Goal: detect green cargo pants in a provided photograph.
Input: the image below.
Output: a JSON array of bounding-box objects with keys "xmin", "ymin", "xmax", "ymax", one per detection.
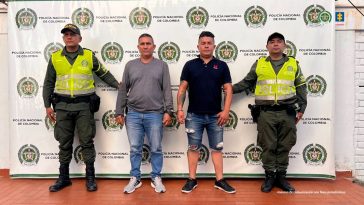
[
  {"xmin": 257, "ymin": 109, "xmax": 297, "ymax": 172},
  {"xmin": 54, "ymin": 109, "xmax": 96, "ymax": 164}
]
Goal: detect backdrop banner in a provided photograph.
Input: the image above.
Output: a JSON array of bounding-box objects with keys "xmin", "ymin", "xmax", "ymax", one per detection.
[{"xmin": 8, "ymin": 0, "xmax": 335, "ymax": 179}]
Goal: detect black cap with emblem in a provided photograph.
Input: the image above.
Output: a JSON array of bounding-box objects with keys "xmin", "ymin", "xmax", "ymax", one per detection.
[
  {"xmin": 61, "ymin": 23, "xmax": 81, "ymax": 35},
  {"xmin": 267, "ymin": 32, "xmax": 285, "ymax": 44}
]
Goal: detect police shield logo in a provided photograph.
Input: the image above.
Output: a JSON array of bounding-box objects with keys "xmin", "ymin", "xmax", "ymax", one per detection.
[
  {"xmin": 74, "ymin": 145, "xmax": 85, "ymax": 165},
  {"xmin": 186, "ymin": 6, "xmax": 209, "ymax": 29},
  {"xmin": 244, "ymin": 6, "xmax": 267, "ymax": 28},
  {"xmin": 198, "ymin": 144, "xmax": 210, "ymax": 165},
  {"xmin": 101, "ymin": 42, "xmax": 124, "ymax": 64},
  {"xmin": 81, "ymin": 60, "xmax": 88, "ymax": 67},
  {"xmin": 304, "ymin": 4, "xmax": 331, "ymax": 27},
  {"xmin": 18, "ymin": 144, "xmax": 40, "ymax": 166},
  {"xmin": 44, "ymin": 42, "xmax": 63, "ymax": 62},
  {"xmin": 45, "ymin": 115, "xmax": 56, "ymax": 131},
  {"xmin": 244, "ymin": 144, "xmax": 263, "ymax": 165},
  {"xmin": 72, "ymin": 8, "xmax": 94, "ymax": 29},
  {"xmin": 129, "ymin": 7, "xmax": 152, "ymax": 29},
  {"xmin": 15, "ymin": 8, "xmax": 37, "ymax": 30},
  {"xmin": 142, "ymin": 144, "xmax": 151, "ymax": 165},
  {"xmin": 158, "ymin": 42, "xmax": 181, "ymax": 64},
  {"xmin": 303, "ymin": 143, "xmax": 327, "ymax": 166},
  {"xmin": 284, "ymin": 40, "xmax": 297, "ymax": 57},
  {"xmin": 17, "ymin": 77, "xmax": 39, "ymax": 98},
  {"xmin": 306, "ymin": 75, "xmax": 327, "ymax": 96},
  {"xmin": 215, "ymin": 41, "xmax": 238, "ymax": 63},
  {"xmin": 224, "ymin": 110, "xmax": 238, "ymax": 131},
  {"xmin": 319, "ymin": 11, "xmax": 332, "ymax": 23},
  {"xmin": 102, "ymin": 110, "xmax": 122, "ymax": 131}
]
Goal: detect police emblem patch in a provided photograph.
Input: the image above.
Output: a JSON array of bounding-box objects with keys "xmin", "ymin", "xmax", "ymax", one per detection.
[
  {"xmin": 244, "ymin": 144, "xmax": 263, "ymax": 165},
  {"xmin": 186, "ymin": 6, "xmax": 209, "ymax": 29},
  {"xmin": 303, "ymin": 143, "xmax": 327, "ymax": 166},
  {"xmin": 244, "ymin": 5, "xmax": 267, "ymax": 28},
  {"xmin": 319, "ymin": 11, "xmax": 332, "ymax": 23},
  {"xmin": 215, "ymin": 41, "xmax": 238, "ymax": 63},
  {"xmin": 129, "ymin": 7, "xmax": 152, "ymax": 29},
  {"xmin": 18, "ymin": 144, "xmax": 40, "ymax": 166},
  {"xmin": 17, "ymin": 77, "xmax": 39, "ymax": 98},
  {"xmin": 158, "ymin": 42, "xmax": 181, "ymax": 64},
  {"xmin": 72, "ymin": 8, "xmax": 94, "ymax": 29},
  {"xmin": 101, "ymin": 42, "xmax": 124, "ymax": 64},
  {"xmin": 306, "ymin": 75, "xmax": 327, "ymax": 96},
  {"xmin": 15, "ymin": 8, "xmax": 37, "ymax": 30}
]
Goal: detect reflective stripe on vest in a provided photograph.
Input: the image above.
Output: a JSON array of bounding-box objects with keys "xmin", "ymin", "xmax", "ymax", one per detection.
[
  {"xmin": 254, "ymin": 57, "xmax": 297, "ymax": 103},
  {"xmin": 52, "ymin": 49, "xmax": 95, "ymax": 97}
]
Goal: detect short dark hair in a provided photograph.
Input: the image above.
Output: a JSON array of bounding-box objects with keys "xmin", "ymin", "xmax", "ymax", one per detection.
[
  {"xmin": 199, "ymin": 31, "xmax": 215, "ymax": 40},
  {"xmin": 267, "ymin": 32, "xmax": 285, "ymax": 44},
  {"xmin": 138, "ymin": 33, "xmax": 154, "ymax": 43}
]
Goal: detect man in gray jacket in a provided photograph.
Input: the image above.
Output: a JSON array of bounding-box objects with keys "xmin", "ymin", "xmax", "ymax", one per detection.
[{"xmin": 115, "ymin": 33, "xmax": 173, "ymax": 194}]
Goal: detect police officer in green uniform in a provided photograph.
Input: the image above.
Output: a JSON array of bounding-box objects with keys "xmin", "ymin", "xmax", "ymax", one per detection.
[
  {"xmin": 43, "ymin": 24, "xmax": 119, "ymax": 192},
  {"xmin": 233, "ymin": 33, "xmax": 307, "ymax": 193}
]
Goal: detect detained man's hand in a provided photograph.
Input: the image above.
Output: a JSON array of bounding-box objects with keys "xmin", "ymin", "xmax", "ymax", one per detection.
[
  {"xmin": 163, "ymin": 113, "xmax": 172, "ymax": 126},
  {"xmin": 217, "ymin": 110, "xmax": 229, "ymax": 126},
  {"xmin": 115, "ymin": 115, "xmax": 125, "ymax": 126}
]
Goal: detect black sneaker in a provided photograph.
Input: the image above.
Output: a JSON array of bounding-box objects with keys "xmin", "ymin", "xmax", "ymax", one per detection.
[
  {"xmin": 181, "ymin": 178, "xmax": 198, "ymax": 193},
  {"xmin": 214, "ymin": 179, "xmax": 236, "ymax": 194}
]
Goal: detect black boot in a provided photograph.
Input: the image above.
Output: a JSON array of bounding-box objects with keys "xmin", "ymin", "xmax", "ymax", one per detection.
[
  {"xmin": 49, "ymin": 163, "xmax": 72, "ymax": 192},
  {"xmin": 261, "ymin": 171, "xmax": 276, "ymax": 193},
  {"xmin": 275, "ymin": 171, "xmax": 295, "ymax": 192},
  {"xmin": 85, "ymin": 162, "xmax": 97, "ymax": 192}
]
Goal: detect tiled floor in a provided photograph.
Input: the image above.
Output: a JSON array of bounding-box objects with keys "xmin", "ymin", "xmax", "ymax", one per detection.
[{"xmin": 0, "ymin": 170, "xmax": 363, "ymax": 205}]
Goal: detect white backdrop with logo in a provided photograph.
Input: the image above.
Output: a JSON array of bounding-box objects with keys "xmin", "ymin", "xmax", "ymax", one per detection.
[{"xmin": 8, "ymin": 0, "xmax": 335, "ymax": 179}]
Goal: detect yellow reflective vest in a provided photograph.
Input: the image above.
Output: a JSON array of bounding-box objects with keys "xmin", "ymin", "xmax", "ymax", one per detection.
[
  {"xmin": 254, "ymin": 57, "xmax": 297, "ymax": 103},
  {"xmin": 52, "ymin": 49, "xmax": 95, "ymax": 97}
]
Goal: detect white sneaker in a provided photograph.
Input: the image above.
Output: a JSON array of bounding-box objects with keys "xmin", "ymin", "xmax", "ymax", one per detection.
[
  {"xmin": 123, "ymin": 177, "xmax": 142, "ymax": 194},
  {"xmin": 151, "ymin": 176, "xmax": 166, "ymax": 193}
]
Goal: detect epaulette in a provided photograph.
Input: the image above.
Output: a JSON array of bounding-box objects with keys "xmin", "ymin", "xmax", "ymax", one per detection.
[
  {"xmin": 287, "ymin": 56, "xmax": 299, "ymax": 64},
  {"xmin": 83, "ymin": 48, "xmax": 93, "ymax": 52},
  {"xmin": 83, "ymin": 48, "xmax": 96, "ymax": 55}
]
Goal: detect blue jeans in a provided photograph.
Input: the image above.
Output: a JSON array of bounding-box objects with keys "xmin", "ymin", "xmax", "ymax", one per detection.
[
  {"xmin": 185, "ymin": 112, "xmax": 224, "ymax": 151},
  {"xmin": 125, "ymin": 109, "xmax": 164, "ymax": 179}
]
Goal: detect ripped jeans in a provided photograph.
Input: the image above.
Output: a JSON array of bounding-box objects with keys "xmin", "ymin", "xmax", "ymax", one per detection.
[{"xmin": 185, "ymin": 112, "xmax": 224, "ymax": 151}]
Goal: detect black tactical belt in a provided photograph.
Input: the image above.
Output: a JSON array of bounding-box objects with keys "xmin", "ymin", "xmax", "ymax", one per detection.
[
  {"xmin": 260, "ymin": 105, "xmax": 288, "ymax": 111},
  {"xmin": 56, "ymin": 95, "xmax": 91, "ymax": 103}
]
